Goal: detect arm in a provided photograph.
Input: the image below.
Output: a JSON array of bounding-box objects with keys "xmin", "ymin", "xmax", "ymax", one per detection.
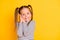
[
  {"xmin": 17, "ymin": 22, "xmax": 30, "ymax": 40},
  {"xmin": 22, "ymin": 21, "xmax": 35, "ymax": 40},
  {"xmin": 26, "ymin": 21, "xmax": 35, "ymax": 39},
  {"xmin": 17, "ymin": 22, "xmax": 23, "ymax": 37}
]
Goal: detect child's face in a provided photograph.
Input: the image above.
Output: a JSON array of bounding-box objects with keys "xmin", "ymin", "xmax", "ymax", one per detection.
[{"xmin": 20, "ymin": 8, "xmax": 31, "ymax": 22}]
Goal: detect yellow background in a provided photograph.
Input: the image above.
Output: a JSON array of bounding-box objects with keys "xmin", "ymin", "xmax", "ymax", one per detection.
[{"xmin": 0, "ymin": 0, "xmax": 60, "ymax": 40}]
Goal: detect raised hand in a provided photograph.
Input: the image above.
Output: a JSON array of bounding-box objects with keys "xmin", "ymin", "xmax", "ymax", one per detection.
[{"xmin": 20, "ymin": 15, "xmax": 25, "ymax": 23}]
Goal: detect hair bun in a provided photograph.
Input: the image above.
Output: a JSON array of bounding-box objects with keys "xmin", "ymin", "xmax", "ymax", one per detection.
[
  {"xmin": 28, "ymin": 5, "xmax": 32, "ymax": 10},
  {"xmin": 15, "ymin": 7, "xmax": 19, "ymax": 14},
  {"xmin": 28, "ymin": 5, "xmax": 31, "ymax": 7}
]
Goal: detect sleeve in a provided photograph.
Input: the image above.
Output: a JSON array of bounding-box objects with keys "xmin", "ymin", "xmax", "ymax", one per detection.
[
  {"xmin": 17, "ymin": 22, "xmax": 23, "ymax": 37},
  {"xmin": 22, "ymin": 21, "xmax": 35, "ymax": 40},
  {"xmin": 17, "ymin": 22, "xmax": 28, "ymax": 40},
  {"xmin": 26, "ymin": 21, "xmax": 35, "ymax": 39}
]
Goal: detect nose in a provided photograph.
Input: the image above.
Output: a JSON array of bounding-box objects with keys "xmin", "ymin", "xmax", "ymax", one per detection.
[
  {"xmin": 25, "ymin": 14, "xmax": 28, "ymax": 18},
  {"xmin": 25, "ymin": 16, "xmax": 27, "ymax": 19}
]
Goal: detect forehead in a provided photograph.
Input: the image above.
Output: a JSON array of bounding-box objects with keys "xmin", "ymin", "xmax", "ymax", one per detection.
[{"xmin": 20, "ymin": 8, "xmax": 30, "ymax": 13}]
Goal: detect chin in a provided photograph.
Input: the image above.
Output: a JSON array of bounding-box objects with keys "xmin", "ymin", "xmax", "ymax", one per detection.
[{"xmin": 25, "ymin": 20, "xmax": 30, "ymax": 23}]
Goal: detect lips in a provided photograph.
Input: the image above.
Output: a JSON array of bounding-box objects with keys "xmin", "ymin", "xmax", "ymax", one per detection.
[{"xmin": 25, "ymin": 18, "xmax": 28, "ymax": 22}]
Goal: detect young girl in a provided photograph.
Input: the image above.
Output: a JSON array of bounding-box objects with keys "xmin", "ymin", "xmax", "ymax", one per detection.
[{"xmin": 15, "ymin": 5, "xmax": 35, "ymax": 40}]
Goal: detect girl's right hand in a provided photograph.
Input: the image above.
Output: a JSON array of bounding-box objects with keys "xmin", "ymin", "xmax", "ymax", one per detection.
[{"xmin": 20, "ymin": 15, "xmax": 25, "ymax": 23}]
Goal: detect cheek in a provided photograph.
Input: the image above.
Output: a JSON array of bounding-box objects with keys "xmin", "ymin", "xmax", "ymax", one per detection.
[
  {"xmin": 21, "ymin": 15, "xmax": 26, "ymax": 19},
  {"xmin": 27, "ymin": 14, "xmax": 31, "ymax": 19}
]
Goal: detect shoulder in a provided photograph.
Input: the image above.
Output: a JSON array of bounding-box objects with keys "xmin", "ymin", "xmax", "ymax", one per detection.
[
  {"xmin": 28, "ymin": 20, "xmax": 36, "ymax": 29},
  {"xmin": 30, "ymin": 20, "xmax": 35, "ymax": 24},
  {"xmin": 29, "ymin": 20, "xmax": 35, "ymax": 26}
]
